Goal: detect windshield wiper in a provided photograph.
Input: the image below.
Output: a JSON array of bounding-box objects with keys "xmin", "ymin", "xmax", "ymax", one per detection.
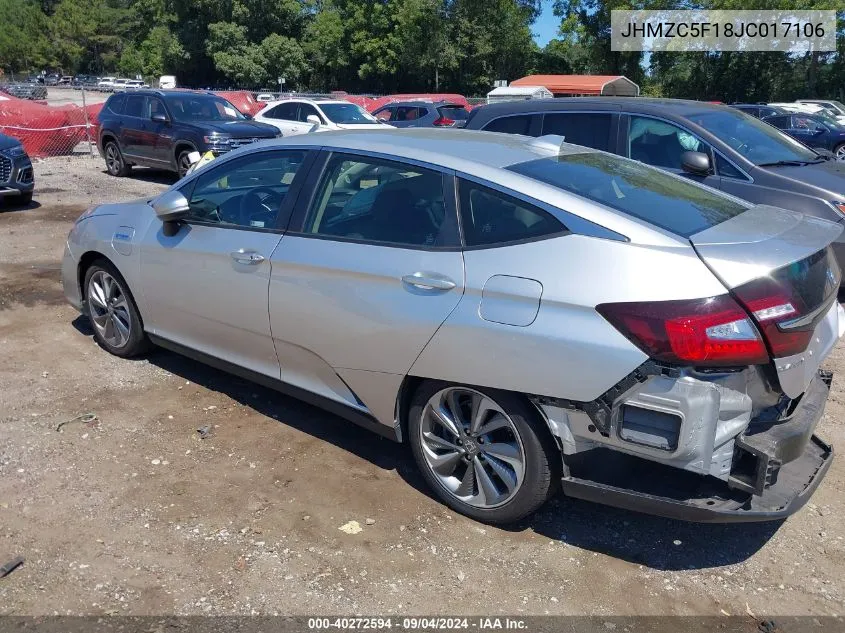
[{"xmin": 757, "ymin": 160, "xmax": 813, "ymax": 167}]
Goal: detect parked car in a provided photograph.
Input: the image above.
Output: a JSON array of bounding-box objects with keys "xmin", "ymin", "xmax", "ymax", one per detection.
[
  {"xmin": 97, "ymin": 89, "xmax": 280, "ymax": 178},
  {"xmin": 371, "ymin": 100, "xmax": 471, "ymax": 128},
  {"xmin": 254, "ymin": 98, "xmax": 387, "ymax": 135},
  {"xmin": 125, "ymin": 79, "xmax": 149, "ymax": 91},
  {"xmin": 769, "ymin": 102, "xmax": 845, "ymax": 126},
  {"xmin": 0, "ymin": 132, "xmax": 35, "ymax": 206},
  {"xmin": 797, "ymin": 99, "xmax": 845, "ymax": 118},
  {"xmin": 158, "ymin": 75, "xmax": 177, "ymax": 90},
  {"xmin": 255, "ymin": 93, "xmax": 276, "ymax": 103},
  {"xmin": 63, "ymin": 129, "xmax": 842, "ymax": 524},
  {"xmin": 59, "ymin": 75, "xmax": 74, "ymax": 85},
  {"xmin": 730, "ymin": 103, "xmax": 787, "ymax": 119},
  {"xmin": 97, "ymin": 77, "xmax": 116, "ymax": 91},
  {"xmin": 43, "ymin": 74, "xmax": 60, "ymax": 86},
  {"xmin": 112, "ymin": 79, "xmax": 130, "ymax": 92},
  {"xmin": 0, "ymin": 83, "xmax": 47, "ymax": 100},
  {"xmin": 465, "ymin": 98, "xmax": 845, "ymax": 268},
  {"xmin": 762, "ymin": 112, "xmax": 845, "ymax": 159}
]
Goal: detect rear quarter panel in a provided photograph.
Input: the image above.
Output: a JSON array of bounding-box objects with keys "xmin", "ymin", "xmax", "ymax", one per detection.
[{"xmin": 410, "ymin": 234, "xmax": 728, "ymax": 402}]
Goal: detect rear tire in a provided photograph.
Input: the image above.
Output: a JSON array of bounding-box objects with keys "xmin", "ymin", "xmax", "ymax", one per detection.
[
  {"xmin": 103, "ymin": 140, "xmax": 131, "ymax": 177},
  {"xmin": 408, "ymin": 380, "xmax": 558, "ymax": 524},
  {"xmin": 83, "ymin": 259, "xmax": 149, "ymax": 357}
]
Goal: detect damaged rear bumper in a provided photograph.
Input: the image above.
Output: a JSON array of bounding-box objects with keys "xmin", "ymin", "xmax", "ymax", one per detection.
[{"xmin": 559, "ymin": 371, "xmax": 834, "ymax": 522}]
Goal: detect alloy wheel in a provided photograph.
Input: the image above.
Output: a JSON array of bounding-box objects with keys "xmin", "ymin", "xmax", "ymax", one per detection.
[
  {"xmin": 836, "ymin": 145, "xmax": 845, "ymax": 160},
  {"xmin": 105, "ymin": 144, "xmax": 122, "ymax": 175},
  {"xmin": 88, "ymin": 270, "xmax": 132, "ymax": 349},
  {"xmin": 418, "ymin": 387, "xmax": 526, "ymax": 509},
  {"xmin": 178, "ymin": 152, "xmax": 193, "ymax": 177}
]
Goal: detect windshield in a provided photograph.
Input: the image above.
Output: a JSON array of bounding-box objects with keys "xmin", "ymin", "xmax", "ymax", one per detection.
[
  {"xmin": 167, "ymin": 95, "xmax": 245, "ymax": 122},
  {"xmin": 319, "ymin": 103, "xmax": 379, "ymax": 124},
  {"xmin": 688, "ymin": 109, "xmax": 819, "ymax": 165},
  {"xmin": 508, "ymin": 152, "xmax": 748, "ymax": 238}
]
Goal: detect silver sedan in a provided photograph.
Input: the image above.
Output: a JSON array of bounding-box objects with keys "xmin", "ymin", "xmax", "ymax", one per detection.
[{"xmin": 63, "ymin": 129, "xmax": 843, "ymax": 524}]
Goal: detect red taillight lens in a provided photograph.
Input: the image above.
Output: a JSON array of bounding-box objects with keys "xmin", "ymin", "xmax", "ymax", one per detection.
[
  {"xmin": 597, "ymin": 295, "xmax": 769, "ymax": 366},
  {"xmin": 433, "ymin": 116, "xmax": 455, "ymax": 127},
  {"xmin": 732, "ymin": 278, "xmax": 812, "ymax": 357}
]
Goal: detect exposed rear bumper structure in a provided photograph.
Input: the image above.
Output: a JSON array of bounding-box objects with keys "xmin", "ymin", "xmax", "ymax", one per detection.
[{"xmin": 559, "ymin": 371, "xmax": 834, "ymax": 522}]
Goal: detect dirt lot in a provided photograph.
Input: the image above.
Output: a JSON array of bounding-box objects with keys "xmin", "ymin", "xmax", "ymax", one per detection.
[{"xmin": 1, "ymin": 157, "xmax": 844, "ymax": 618}]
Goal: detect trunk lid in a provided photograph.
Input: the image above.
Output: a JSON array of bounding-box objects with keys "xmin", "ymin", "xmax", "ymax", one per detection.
[{"xmin": 690, "ymin": 205, "xmax": 844, "ymax": 398}]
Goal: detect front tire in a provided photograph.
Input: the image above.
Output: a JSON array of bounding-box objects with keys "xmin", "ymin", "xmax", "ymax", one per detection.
[
  {"xmin": 408, "ymin": 381, "xmax": 558, "ymax": 524},
  {"xmin": 835, "ymin": 143, "xmax": 845, "ymax": 161},
  {"xmin": 176, "ymin": 149, "xmax": 195, "ymax": 178},
  {"xmin": 83, "ymin": 260, "xmax": 149, "ymax": 357}
]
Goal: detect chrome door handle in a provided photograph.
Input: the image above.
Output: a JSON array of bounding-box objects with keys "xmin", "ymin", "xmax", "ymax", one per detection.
[
  {"xmin": 230, "ymin": 250, "xmax": 265, "ymax": 265},
  {"xmin": 401, "ymin": 273, "xmax": 456, "ymax": 291}
]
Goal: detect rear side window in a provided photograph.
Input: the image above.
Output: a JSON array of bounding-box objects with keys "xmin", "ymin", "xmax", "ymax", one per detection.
[
  {"xmin": 541, "ymin": 113, "xmax": 613, "ymax": 151},
  {"xmin": 458, "ymin": 180, "xmax": 566, "ymax": 247},
  {"xmin": 106, "ymin": 94, "xmax": 125, "ymax": 114},
  {"xmin": 265, "ymin": 103, "xmax": 297, "ymax": 120},
  {"xmin": 508, "ymin": 153, "xmax": 747, "ymax": 238},
  {"xmin": 483, "ymin": 115, "xmax": 533, "ymax": 136},
  {"xmin": 764, "ymin": 115, "xmax": 790, "ymax": 129}
]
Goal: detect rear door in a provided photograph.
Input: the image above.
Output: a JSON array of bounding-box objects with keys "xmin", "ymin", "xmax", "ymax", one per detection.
[
  {"xmin": 121, "ymin": 94, "xmax": 148, "ymax": 160},
  {"xmin": 690, "ymin": 206, "xmax": 844, "ymax": 398},
  {"xmin": 268, "ymin": 151, "xmax": 464, "ymax": 406}
]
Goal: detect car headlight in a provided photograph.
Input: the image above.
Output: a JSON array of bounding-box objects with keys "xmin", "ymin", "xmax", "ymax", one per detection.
[
  {"xmin": 203, "ymin": 135, "xmax": 231, "ymax": 146},
  {"xmin": 1, "ymin": 144, "xmax": 27, "ymax": 158}
]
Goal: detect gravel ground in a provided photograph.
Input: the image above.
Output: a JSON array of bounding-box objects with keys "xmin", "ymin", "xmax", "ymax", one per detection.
[{"xmin": 0, "ymin": 157, "xmax": 844, "ymax": 619}]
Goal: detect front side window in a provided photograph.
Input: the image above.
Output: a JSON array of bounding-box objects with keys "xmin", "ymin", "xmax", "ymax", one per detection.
[
  {"xmin": 183, "ymin": 150, "xmax": 306, "ymax": 229},
  {"xmin": 265, "ymin": 103, "xmax": 297, "ymax": 121},
  {"xmin": 483, "ymin": 115, "xmax": 533, "ymax": 136},
  {"xmin": 167, "ymin": 95, "xmax": 245, "ymax": 122},
  {"xmin": 794, "ymin": 116, "xmax": 826, "ymax": 133},
  {"xmin": 687, "ymin": 109, "xmax": 820, "ymax": 164},
  {"xmin": 304, "ymin": 155, "xmax": 450, "ymax": 248},
  {"xmin": 298, "ymin": 103, "xmax": 322, "ymax": 123},
  {"xmin": 542, "ymin": 112, "xmax": 613, "ymax": 151},
  {"xmin": 148, "ymin": 98, "xmax": 167, "ymax": 119},
  {"xmin": 459, "ymin": 181, "xmax": 566, "ymax": 247},
  {"xmin": 508, "ymin": 152, "xmax": 748, "ymax": 238},
  {"xmin": 627, "ymin": 116, "xmax": 711, "ymax": 170},
  {"xmin": 320, "ymin": 103, "xmax": 379, "ymax": 124}
]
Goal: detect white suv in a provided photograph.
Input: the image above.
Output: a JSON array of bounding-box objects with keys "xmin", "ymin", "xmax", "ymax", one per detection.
[{"xmin": 253, "ymin": 98, "xmax": 390, "ymax": 136}]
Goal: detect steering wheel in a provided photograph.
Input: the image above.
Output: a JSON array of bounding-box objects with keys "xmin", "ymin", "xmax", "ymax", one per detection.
[{"xmin": 239, "ymin": 186, "xmax": 283, "ymax": 227}]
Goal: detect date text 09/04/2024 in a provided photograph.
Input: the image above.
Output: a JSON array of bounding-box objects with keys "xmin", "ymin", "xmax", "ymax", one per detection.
[{"xmin": 307, "ymin": 617, "xmax": 528, "ymax": 630}]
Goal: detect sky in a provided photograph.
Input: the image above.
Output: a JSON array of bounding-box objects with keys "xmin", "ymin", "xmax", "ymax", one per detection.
[{"xmin": 533, "ymin": 2, "xmax": 560, "ymax": 47}]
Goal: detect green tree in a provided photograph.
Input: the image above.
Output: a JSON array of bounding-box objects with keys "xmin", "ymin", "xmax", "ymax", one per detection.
[{"xmin": 0, "ymin": 0, "xmax": 52, "ymax": 73}]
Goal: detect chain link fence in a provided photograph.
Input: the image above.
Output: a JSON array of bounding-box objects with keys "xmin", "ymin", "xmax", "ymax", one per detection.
[{"xmin": 0, "ymin": 73, "xmax": 488, "ymax": 159}]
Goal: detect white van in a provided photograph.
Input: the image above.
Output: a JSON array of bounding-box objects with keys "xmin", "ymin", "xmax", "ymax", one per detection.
[
  {"xmin": 486, "ymin": 85, "xmax": 553, "ymax": 104},
  {"xmin": 158, "ymin": 75, "xmax": 177, "ymax": 90}
]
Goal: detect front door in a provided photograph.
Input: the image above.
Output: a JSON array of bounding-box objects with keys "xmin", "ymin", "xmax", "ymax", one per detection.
[
  {"xmin": 139, "ymin": 148, "xmax": 312, "ymax": 377},
  {"xmin": 268, "ymin": 152, "xmax": 465, "ymax": 405}
]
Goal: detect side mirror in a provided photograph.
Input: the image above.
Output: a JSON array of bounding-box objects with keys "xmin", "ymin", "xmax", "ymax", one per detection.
[
  {"xmin": 306, "ymin": 114, "xmax": 321, "ymax": 126},
  {"xmin": 151, "ymin": 112, "xmax": 169, "ymax": 123},
  {"xmin": 681, "ymin": 151, "xmax": 711, "ymax": 176},
  {"xmin": 152, "ymin": 190, "xmax": 190, "ymax": 222}
]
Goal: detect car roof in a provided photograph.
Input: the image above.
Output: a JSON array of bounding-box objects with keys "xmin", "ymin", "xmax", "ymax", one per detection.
[
  {"xmin": 375, "ymin": 101, "xmax": 457, "ymax": 109},
  {"xmin": 263, "ymin": 98, "xmax": 350, "ymax": 107},
  {"xmin": 248, "ymin": 128, "xmax": 590, "ymax": 172},
  {"xmin": 470, "ymin": 96, "xmax": 732, "ymax": 118}
]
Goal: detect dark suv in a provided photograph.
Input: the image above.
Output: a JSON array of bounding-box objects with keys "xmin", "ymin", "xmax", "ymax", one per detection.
[
  {"xmin": 465, "ymin": 97, "xmax": 845, "ymax": 266},
  {"xmin": 0, "ymin": 133, "xmax": 35, "ymax": 206},
  {"xmin": 98, "ymin": 90, "xmax": 280, "ymax": 177}
]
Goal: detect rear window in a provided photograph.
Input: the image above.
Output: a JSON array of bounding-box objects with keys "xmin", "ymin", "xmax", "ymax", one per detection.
[
  {"xmin": 106, "ymin": 94, "xmax": 125, "ymax": 114},
  {"xmin": 508, "ymin": 153, "xmax": 747, "ymax": 237},
  {"xmin": 438, "ymin": 105, "xmax": 469, "ymax": 121}
]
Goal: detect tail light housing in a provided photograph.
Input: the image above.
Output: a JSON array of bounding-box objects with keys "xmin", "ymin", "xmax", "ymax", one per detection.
[
  {"xmin": 597, "ymin": 295, "xmax": 769, "ymax": 366},
  {"xmin": 433, "ymin": 116, "xmax": 455, "ymax": 127}
]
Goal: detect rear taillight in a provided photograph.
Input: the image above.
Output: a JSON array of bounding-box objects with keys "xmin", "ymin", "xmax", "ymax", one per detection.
[
  {"xmin": 732, "ymin": 278, "xmax": 812, "ymax": 357},
  {"xmin": 597, "ymin": 295, "xmax": 769, "ymax": 366},
  {"xmin": 433, "ymin": 116, "xmax": 455, "ymax": 127}
]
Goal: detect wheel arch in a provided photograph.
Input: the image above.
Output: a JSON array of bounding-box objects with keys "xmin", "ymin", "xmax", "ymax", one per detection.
[{"xmin": 77, "ymin": 250, "xmax": 147, "ymax": 330}]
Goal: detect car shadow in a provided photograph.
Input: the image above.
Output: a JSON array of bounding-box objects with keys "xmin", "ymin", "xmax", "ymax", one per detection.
[
  {"xmin": 99, "ymin": 168, "xmax": 179, "ymax": 186},
  {"xmin": 0, "ymin": 198, "xmax": 41, "ymax": 212},
  {"xmin": 71, "ymin": 315, "xmax": 782, "ymax": 570}
]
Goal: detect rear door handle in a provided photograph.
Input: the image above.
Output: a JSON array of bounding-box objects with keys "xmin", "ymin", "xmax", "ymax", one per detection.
[
  {"xmin": 401, "ymin": 272, "xmax": 456, "ymax": 291},
  {"xmin": 230, "ymin": 250, "xmax": 265, "ymax": 265}
]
